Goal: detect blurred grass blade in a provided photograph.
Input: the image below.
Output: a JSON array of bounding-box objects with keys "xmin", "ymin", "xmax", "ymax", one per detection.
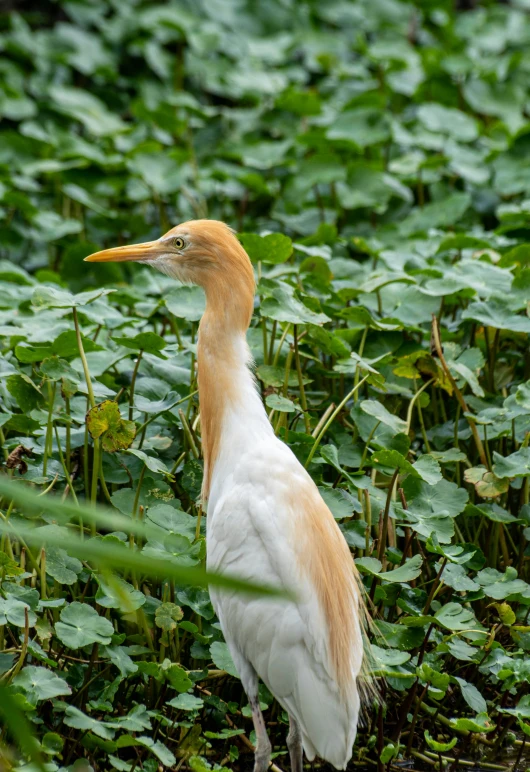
[
  {"xmin": 0, "ymin": 687, "xmax": 46, "ymax": 771},
  {"xmin": 0, "ymin": 476, "xmax": 173, "ymax": 542},
  {"xmin": 0, "ymin": 477, "xmax": 290, "ymax": 599}
]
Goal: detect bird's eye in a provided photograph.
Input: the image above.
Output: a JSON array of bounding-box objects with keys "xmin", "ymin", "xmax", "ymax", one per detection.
[{"xmin": 173, "ymin": 237, "xmax": 185, "ymax": 250}]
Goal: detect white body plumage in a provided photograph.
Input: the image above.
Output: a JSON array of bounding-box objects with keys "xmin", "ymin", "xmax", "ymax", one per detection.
[{"xmin": 206, "ymin": 334, "xmax": 363, "ymax": 769}]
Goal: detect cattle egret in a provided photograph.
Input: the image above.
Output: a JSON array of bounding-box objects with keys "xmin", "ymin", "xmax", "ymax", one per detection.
[{"xmin": 85, "ymin": 220, "xmax": 372, "ymax": 771}]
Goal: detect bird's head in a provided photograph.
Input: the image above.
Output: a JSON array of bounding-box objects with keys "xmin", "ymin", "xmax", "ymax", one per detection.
[{"xmin": 85, "ymin": 219, "xmax": 255, "ymax": 328}]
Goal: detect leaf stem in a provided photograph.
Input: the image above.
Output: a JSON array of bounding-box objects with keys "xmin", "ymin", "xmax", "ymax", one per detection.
[
  {"xmin": 272, "ymin": 323, "xmax": 291, "ymax": 367},
  {"xmin": 305, "ymin": 375, "xmax": 369, "ymax": 467},
  {"xmin": 293, "ymin": 325, "xmax": 310, "ymax": 434},
  {"xmin": 431, "ymin": 315, "xmax": 489, "ymax": 469},
  {"xmin": 7, "ymin": 608, "xmax": 29, "ymax": 683},
  {"xmin": 179, "ymin": 409, "xmax": 199, "ymax": 459},
  {"xmin": 54, "ymin": 424, "xmax": 79, "ymax": 506},
  {"xmin": 406, "ymin": 378, "xmax": 434, "ymax": 435},
  {"xmin": 73, "ymin": 306, "xmax": 95, "ymax": 409},
  {"xmin": 353, "ymin": 326, "xmax": 368, "ymax": 402},
  {"xmin": 422, "ymin": 557, "xmax": 447, "ymax": 614},
  {"xmin": 128, "ymin": 350, "xmax": 143, "ymax": 421},
  {"xmin": 377, "ymin": 468, "xmax": 399, "ymax": 564},
  {"xmin": 268, "ymin": 320, "xmax": 277, "ymax": 364}
]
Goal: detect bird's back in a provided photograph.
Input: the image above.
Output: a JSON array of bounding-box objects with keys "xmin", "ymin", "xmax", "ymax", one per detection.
[{"xmin": 207, "ymin": 436, "xmax": 366, "ymax": 769}]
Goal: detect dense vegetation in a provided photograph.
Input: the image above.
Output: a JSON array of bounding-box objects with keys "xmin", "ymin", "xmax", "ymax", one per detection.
[{"xmin": 0, "ymin": 0, "xmax": 530, "ymax": 770}]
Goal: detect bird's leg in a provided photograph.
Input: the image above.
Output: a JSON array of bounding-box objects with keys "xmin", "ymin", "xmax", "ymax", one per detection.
[
  {"xmin": 287, "ymin": 715, "xmax": 303, "ymax": 772},
  {"xmin": 249, "ymin": 691, "xmax": 272, "ymax": 772},
  {"xmin": 240, "ymin": 661, "xmax": 271, "ymax": 772}
]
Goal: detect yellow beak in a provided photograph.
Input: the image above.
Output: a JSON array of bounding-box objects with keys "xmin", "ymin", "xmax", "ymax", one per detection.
[{"xmin": 84, "ymin": 240, "xmax": 163, "ymax": 263}]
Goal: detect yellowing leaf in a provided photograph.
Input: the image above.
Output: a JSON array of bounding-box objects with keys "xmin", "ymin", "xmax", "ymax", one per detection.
[
  {"xmin": 86, "ymin": 400, "xmax": 136, "ymax": 452},
  {"xmin": 492, "ymin": 602, "xmax": 516, "ymax": 626},
  {"xmin": 464, "ymin": 467, "xmax": 509, "ymax": 498}
]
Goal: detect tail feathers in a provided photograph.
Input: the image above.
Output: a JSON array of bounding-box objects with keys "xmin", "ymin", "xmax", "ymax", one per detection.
[
  {"xmin": 274, "ymin": 664, "xmax": 359, "ymax": 770},
  {"xmin": 354, "ymin": 570, "xmax": 384, "ymax": 713}
]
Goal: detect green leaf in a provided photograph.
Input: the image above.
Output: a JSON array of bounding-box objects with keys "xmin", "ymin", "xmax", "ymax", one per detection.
[
  {"xmin": 13, "ymin": 666, "xmax": 71, "ymax": 703},
  {"xmin": 417, "ymin": 103, "xmax": 478, "ymax": 142},
  {"xmin": 63, "ymin": 183, "xmax": 116, "ymax": 217},
  {"xmin": 426, "ymin": 536, "xmax": 475, "ymax": 565},
  {"xmin": 462, "ymin": 298, "xmax": 530, "ymax": 333},
  {"xmin": 464, "ymin": 78, "xmax": 524, "ymax": 133},
  {"xmin": 0, "ymin": 597, "xmax": 37, "ymax": 628},
  {"xmin": 6, "ymin": 374, "xmax": 44, "ymax": 412},
  {"xmin": 167, "ymin": 693, "xmax": 204, "ymax": 711},
  {"xmin": 86, "ymin": 401, "xmax": 137, "ymax": 452},
  {"xmin": 402, "ymin": 477, "xmax": 468, "ymax": 519},
  {"xmin": 113, "ymin": 331, "xmax": 167, "ymax": 358},
  {"xmin": 29, "ymin": 211, "xmax": 83, "ymax": 241},
  {"xmin": 113, "ymin": 704, "xmax": 151, "ymax": 731},
  {"xmin": 424, "ymin": 730, "xmax": 457, "ymax": 753},
  {"xmin": 374, "ymin": 620, "xmax": 424, "ymax": 651},
  {"xmin": 265, "ymin": 394, "xmax": 298, "ymax": 413},
  {"xmin": 380, "ymin": 554, "xmax": 423, "ymax": 583},
  {"xmin": 356, "ymin": 554, "xmax": 422, "ymax": 583},
  {"xmin": 210, "ymin": 642, "xmax": 239, "ymax": 678},
  {"xmin": 52, "ymin": 330, "xmax": 104, "ymax": 358},
  {"xmin": 371, "ymin": 645, "xmax": 411, "ymax": 668},
  {"xmin": 165, "ymin": 285, "xmax": 206, "ymax": 321},
  {"xmin": 256, "ymin": 365, "xmax": 310, "ymax": 388},
  {"xmin": 95, "ymin": 574, "xmax": 145, "ymax": 612},
  {"xmin": 400, "ymin": 193, "xmax": 471, "ymax": 236},
  {"xmin": 49, "ymin": 85, "xmax": 127, "ymax": 136},
  {"xmin": 327, "ymin": 108, "xmax": 391, "ymax": 147},
  {"xmin": 380, "ymin": 743, "xmax": 398, "ymax": 763},
  {"xmin": 261, "ymin": 285, "xmax": 330, "ymax": 325},
  {"xmin": 134, "ymin": 736, "xmax": 176, "ymax": 767},
  {"xmin": 372, "ymin": 449, "xmax": 441, "ymax": 485},
  {"xmin": 441, "ymin": 563, "xmax": 479, "ymax": 592},
  {"xmin": 418, "ymin": 663, "xmax": 450, "ymax": 692},
  {"xmin": 55, "ymin": 602, "xmax": 115, "ymax": 649},
  {"xmin": 15, "ymin": 344, "xmax": 52, "ymax": 364},
  {"xmin": 338, "ymin": 165, "xmax": 410, "ymax": 211},
  {"xmin": 64, "ymin": 705, "xmax": 115, "ymax": 739},
  {"xmin": 146, "ymin": 504, "xmax": 196, "ymax": 540},
  {"xmin": 165, "ymin": 664, "xmax": 192, "ymax": 693},
  {"xmin": 360, "ymin": 400, "xmax": 407, "ymax": 435},
  {"xmin": 45, "ymin": 546, "xmax": 82, "ymax": 585},
  {"xmin": 434, "ymin": 603, "xmax": 477, "ymax": 631},
  {"xmin": 40, "ymin": 356, "xmax": 79, "ymax": 382},
  {"xmin": 239, "ymin": 232, "xmax": 293, "ymax": 264},
  {"xmin": 125, "ymin": 448, "xmax": 170, "ymax": 476},
  {"xmin": 449, "ymin": 713, "xmax": 495, "ymax": 734},
  {"xmin": 355, "ymin": 557, "xmax": 383, "ymax": 576},
  {"xmin": 476, "ymin": 567, "xmax": 528, "ymax": 600},
  {"xmin": 127, "ymin": 152, "xmax": 186, "ymax": 196},
  {"xmin": 493, "ymin": 448, "xmax": 530, "ymax": 478},
  {"xmin": 453, "ymin": 677, "xmax": 487, "ymax": 714},
  {"xmin": 412, "ymin": 455, "xmax": 443, "ymax": 485},
  {"xmin": 32, "ymin": 286, "xmax": 113, "ymax": 309},
  {"xmin": 41, "ymin": 732, "xmax": 64, "ymax": 756},
  {"xmin": 104, "ymin": 645, "xmax": 138, "ymax": 677}
]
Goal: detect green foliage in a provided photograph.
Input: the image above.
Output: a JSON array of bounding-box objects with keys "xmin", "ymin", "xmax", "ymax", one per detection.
[{"xmin": 0, "ymin": 0, "xmax": 529, "ymax": 770}]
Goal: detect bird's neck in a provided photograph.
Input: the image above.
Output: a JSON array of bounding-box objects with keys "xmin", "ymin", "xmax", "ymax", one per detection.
[{"xmin": 197, "ymin": 285, "xmax": 272, "ymax": 502}]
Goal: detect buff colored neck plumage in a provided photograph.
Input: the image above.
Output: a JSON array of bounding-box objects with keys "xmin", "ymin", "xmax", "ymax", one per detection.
[{"xmin": 196, "ymin": 236, "xmax": 257, "ymax": 501}]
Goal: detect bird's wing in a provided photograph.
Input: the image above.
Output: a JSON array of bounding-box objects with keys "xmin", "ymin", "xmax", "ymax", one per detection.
[{"xmin": 207, "ymin": 440, "xmax": 363, "ymax": 768}]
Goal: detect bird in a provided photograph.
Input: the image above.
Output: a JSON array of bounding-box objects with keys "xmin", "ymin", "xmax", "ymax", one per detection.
[{"xmin": 85, "ymin": 220, "xmax": 372, "ymax": 771}]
